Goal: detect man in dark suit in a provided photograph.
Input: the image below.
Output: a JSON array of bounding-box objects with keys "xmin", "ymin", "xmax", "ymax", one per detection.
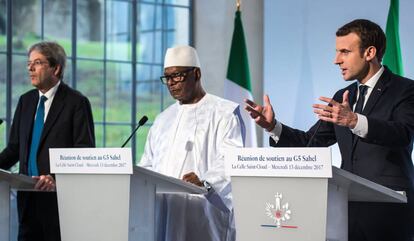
[
  {"xmin": 0, "ymin": 42, "xmax": 95, "ymax": 241},
  {"xmin": 245, "ymin": 19, "xmax": 414, "ymax": 241}
]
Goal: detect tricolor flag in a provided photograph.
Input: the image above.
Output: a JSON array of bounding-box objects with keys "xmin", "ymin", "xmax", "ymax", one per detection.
[
  {"xmin": 225, "ymin": 9, "xmax": 257, "ymax": 147},
  {"xmin": 383, "ymin": 0, "xmax": 404, "ymax": 76}
]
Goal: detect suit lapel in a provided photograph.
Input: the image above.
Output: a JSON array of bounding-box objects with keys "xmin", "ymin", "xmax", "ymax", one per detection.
[
  {"xmin": 351, "ymin": 68, "xmax": 390, "ymax": 150},
  {"xmin": 23, "ymin": 91, "xmax": 40, "ymax": 162},
  {"xmin": 362, "ymin": 71, "xmax": 389, "ymax": 115},
  {"xmin": 39, "ymin": 83, "xmax": 67, "ymax": 144}
]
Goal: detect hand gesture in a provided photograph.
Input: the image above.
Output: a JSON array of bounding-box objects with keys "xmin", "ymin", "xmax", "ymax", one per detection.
[
  {"xmin": 312, "ymin": 90, "xmax": 358, "ymax": 128},
  {"xmin": 244, "ymin": 95, "xmax": 276, "ymax": 131}
]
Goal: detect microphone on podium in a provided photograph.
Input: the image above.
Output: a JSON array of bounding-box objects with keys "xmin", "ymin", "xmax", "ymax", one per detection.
[
  {"xmin": 121, "ymin": 116, "xmax": 148, "ymax": 148},
  {"xmin": 306, "ymin": 120, "xmax": 322, "ymax": 147}
]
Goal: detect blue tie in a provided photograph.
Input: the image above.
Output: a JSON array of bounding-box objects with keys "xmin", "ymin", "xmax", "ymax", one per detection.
[{"xmin": 28, "ymin": 95, "xmax": 47, "ymax": 176}]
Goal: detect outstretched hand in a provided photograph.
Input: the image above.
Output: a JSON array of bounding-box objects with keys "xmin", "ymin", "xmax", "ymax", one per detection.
[
  {"xmin": 312, "ymin": 90, "xmax": 358, "ymax": 128},
  {"xmin": 244, "ymin": 95, "xmax": 276, "ymax": 131}
]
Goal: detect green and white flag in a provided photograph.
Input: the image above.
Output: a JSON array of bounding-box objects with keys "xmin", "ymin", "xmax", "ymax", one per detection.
[
  {"xmin": 383, "ymin": 0, "xmax": 404, "ymax": 76},
  {"xmin": 225, "ymin": 10, "xmax": 257, "ymax": 147}
]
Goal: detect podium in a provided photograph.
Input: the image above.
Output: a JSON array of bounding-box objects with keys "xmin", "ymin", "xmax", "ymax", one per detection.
[
  {"xmin": 326, "ymin": 166, "xmax": 406, "ymax": 241},
  {"xmin": 52, "ymin": 158, "xmax": 206, "ymax": 241},
  {"xmin": 226, "ymin": 148, "xmax": 407, "ymax": 241},
  {"xmin": 0, "ymin": 169, "xmax": 36, "ymax": 241}
]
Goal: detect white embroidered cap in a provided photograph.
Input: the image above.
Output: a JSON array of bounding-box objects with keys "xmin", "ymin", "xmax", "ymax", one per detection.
[{"xmin": 164, "ymin": 45, "xmax": 201, "ymax": 68}]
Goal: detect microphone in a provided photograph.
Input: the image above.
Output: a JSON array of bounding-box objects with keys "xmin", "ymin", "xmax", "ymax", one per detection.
[
  {"xmin": 307, "ymin": 101, "xmax": 334, "ymax": 147},
  {"xmin": 121, "ymin": 116, "xmax": 148, "ymax": 148},
  {"xmin": 306, "ymin": 120, "xmax": 322, "ymax": 147}
]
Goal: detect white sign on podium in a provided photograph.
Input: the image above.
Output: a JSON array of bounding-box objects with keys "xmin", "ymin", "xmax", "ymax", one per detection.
[
  {"xmin": 50, "ymin": 147, "xmax": 133, "ymax": 174},
  {"xmin": 226, "ymin": 147, "xmax": 332, "ymax": 177}
]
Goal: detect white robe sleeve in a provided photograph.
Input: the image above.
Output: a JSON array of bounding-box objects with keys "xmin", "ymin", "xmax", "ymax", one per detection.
[
  {"xmin": 139, "ymin": 126, "xmax": 155, "ymax": 169},
  {"xmin": 201, "ymin": 109, "xmax": 245, "ymax": 210}
]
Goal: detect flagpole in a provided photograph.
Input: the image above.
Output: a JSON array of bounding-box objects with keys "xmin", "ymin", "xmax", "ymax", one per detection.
[{"xmin": 236, "ymin": 0, "xmax": 240, "ymax": 11}]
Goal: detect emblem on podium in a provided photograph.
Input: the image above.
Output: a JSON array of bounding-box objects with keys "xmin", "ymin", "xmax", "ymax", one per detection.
[{"xmin": 261, "ymin": 192, "xmax": 298, "ymax": 229}]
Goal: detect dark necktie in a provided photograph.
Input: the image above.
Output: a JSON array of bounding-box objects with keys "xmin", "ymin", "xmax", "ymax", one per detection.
[
  {"xmin": 354, "ymin": 85, "xmax": 368, "ymax": 114},
  {"xmin": 28, "ymin": 95, "xmax": 47, "ymax": 176}
]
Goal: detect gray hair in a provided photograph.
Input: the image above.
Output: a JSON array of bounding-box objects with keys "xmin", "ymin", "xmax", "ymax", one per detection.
[{"xmin": 28, "ymin": 41, "xmax": 67, "ymax": 80}]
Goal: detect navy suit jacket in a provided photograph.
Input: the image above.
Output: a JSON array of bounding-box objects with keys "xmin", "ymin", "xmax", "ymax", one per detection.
[{"xmin": 271, "ymin": 66, "xmax": 414, "ymax": 194}]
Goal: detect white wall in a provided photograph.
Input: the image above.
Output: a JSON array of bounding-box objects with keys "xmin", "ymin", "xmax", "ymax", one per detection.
[
  {"xmin": 194, "ymin": 0, "xmax": 264, "ymax": 144},
  {"xmin": 264, "ymin": 0, "xmax": 414, "ymax": 166}
]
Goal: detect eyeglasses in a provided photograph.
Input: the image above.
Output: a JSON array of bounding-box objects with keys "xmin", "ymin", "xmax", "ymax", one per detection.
[
  {"xmin": 160, "ymin": 68, "xmax": 195, "ymax": 84},
  {"xmin": 27, "ymin": 59, "xmax": 49, "ymax": 68}
]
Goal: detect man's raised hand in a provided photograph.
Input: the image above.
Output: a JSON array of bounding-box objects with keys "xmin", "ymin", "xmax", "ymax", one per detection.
[{"xmin": 244, "ymin": 95, "xmax": 276, "ymax": 131}]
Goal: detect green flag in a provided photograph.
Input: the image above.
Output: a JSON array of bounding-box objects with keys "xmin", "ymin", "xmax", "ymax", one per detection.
[
  {"xmin": 226, "ymin": 10, "xmax": 252, "ymax": 92},
  {"xmin": 383, "ymin": 0, "xmax": 404, "ymax": 76},
  {"xmin": 225, "ymin": 10, "xmax": 257, "ymax": 147}
]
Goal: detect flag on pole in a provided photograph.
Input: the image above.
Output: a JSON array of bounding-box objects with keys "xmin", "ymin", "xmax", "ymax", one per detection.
[
  {"xmin": 225, "ymin": 9, "xmax": 257, "ymax": 147},
  {"xmin": 383, "ymin": 0, "xmax": 404, "ymax": 76}
]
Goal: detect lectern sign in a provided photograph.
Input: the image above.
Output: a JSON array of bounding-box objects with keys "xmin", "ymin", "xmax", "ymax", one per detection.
[
  {"xmin": 225, "ymin": 147, "xmax": 332, "ymax": 178},
  {"xmin": 49, "ymin": 148, "xmax": 133, "ymax": 174}
]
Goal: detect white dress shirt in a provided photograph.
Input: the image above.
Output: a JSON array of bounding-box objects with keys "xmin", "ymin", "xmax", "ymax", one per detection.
[
  {"xmin": 351, "ymin": 66, "xmax": 384, "ymax": 137},
  {"xmin": 35, "ymin": 81, "xmax": 61, "ymax": 122}
]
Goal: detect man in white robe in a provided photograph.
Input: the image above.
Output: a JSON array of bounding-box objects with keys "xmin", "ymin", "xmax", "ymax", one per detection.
[{"xmin": 140, "ymin": 46, "xmax": 245, "ymax": 241}]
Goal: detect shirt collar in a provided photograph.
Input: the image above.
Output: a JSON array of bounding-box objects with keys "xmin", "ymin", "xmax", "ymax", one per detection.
[
  {"xmin": 38, "ymin": 81, "xmax": 61, "ymax": 99},
  {"xmin": 359, "ymin": 66, "xmax": 384, "ymax": 89}
]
